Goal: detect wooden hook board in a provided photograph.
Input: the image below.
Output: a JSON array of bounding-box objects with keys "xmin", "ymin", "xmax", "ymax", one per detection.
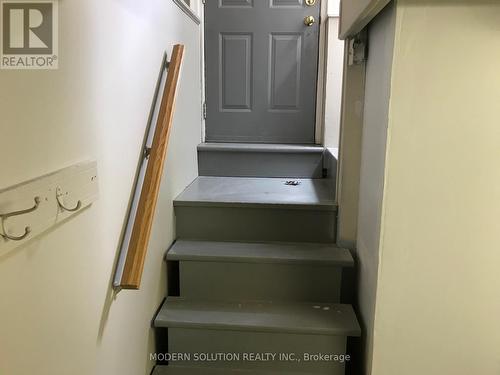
[{"xmin": 0, "ymin": 161, "xmax": 99, "ymax": 253}]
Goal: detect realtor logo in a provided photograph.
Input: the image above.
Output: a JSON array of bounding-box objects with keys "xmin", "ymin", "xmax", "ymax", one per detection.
[{"xmin": 1, "ymin": 0, "xmax": 58, "ymax": 69}]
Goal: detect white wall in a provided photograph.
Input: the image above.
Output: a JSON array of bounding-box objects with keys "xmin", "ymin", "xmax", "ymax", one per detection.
[
  {"xmin": 367, "ymin": 1, "xmax": 500, "ymax": 374},
  {"xmin": 0, "ymin": 1, "xmax": 202, "ymax": 374},
  {"xmin": 355, "ymin": 3, "xmax": 396, "ymax": 373},
  {"xmin": 323, "ymin": 17, "xmax": 344, "ymax": 148},
  {"xmin": 328, "ymin": 0, "xmax": 340, "ymax": 17}
]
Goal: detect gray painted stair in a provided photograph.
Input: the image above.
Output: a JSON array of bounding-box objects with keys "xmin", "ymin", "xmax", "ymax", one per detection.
[
  {"xmin": 168, "ymin": 240, "xmax": 353, "ymax": 302},
  {"xmin": 198, "ymin": 143, "xmax": 325, "ymax": 178},
  {"xmin": 154, "ymin": 298, "xmax": 360, "ymax": 373},
  {"xmin": 155, "ymin": 298, "xmax": 360, "ymax": 336},
  {"xmin": 174, "ymin": 176, "xmax": 335, "ymax": 209},
  {"xmin": 168, "ymin": 240, "xmax": 353, "ymax": 266},
  {"xmin": 152, "ymin": 151, "xmax": 359, "ymax": 374},
  {"xmin": 153, "ymin": 365, "xmax": 317, "ymax": 374},
  {"xmin": 174, "ymin": 177, "xmax": 337, "ymax": 242}
]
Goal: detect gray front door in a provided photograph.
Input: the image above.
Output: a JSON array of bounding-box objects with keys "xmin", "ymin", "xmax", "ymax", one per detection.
[{"xmin": 205, "ymin": 0, "xmax": 321, "ymax": 144}]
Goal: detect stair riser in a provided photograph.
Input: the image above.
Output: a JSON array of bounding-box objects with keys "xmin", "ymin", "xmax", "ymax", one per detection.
[
  {"xmin": 179, "ymin": 262, "xmax": 342, "ymax": 303},
  {"xmin": 153, "ymin": 366, "xmax": 320, "ymax": 375},
  {"xmin": 198, "ymin": 150, "xmax": 324, "ymax": 178},
  {"xmin": 175, "ymin": 207, "xmax": 337, "ymax": 243},
  {"xmin": 168, "ymin": 328, "xmax": 349, "ymax": 374}
]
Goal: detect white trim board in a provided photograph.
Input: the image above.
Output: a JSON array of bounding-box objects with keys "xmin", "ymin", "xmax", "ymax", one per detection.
[
  {"xmin": 328, "ymin": 0, "xmax": 340, "ymax": 17},
  {"xmin": 173, "ymin": 0, "xmax": 201, "ymax": 25},
  {"xmin": 200, "ymin": 0, "xmax": 206, "ymax": 142},
  {"xmin": 315, "ymin": 0, "xmax": 330, "ymax": 145}
]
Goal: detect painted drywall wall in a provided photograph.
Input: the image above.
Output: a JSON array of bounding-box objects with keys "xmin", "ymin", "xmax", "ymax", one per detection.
[
  {"xmin": 323, "ymin": 17, "xmax": 345, "ymax": 148},
  {"xmin": 339, "ymin": 0, "xmax": 391, "ymax": 38},
  {"xmin": 335, "ymin": 51, "xmax": 364, "ymax": 248},
  {"xmin": 0, "ymin": 1, "xmax": 202, "ymax": 374},
  {"xmin": 370, "ymin": 1, "xmax": 500, "ymax": 374},
  {"xmin": 355, "ymin": 3, "xmax": 396, "ymax": 373}
]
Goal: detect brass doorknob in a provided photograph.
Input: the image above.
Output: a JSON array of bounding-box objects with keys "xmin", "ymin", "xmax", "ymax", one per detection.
[{"xmin": 304, "ymin": 16, "xmax": 315, "ymax": 26}]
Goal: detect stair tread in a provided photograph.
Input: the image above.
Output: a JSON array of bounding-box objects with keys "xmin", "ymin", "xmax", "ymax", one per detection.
[
  {"xmin": 174, "ymin": 177, "xmax": 336, "ymax": 210},
  {"xmin": 167, "ymin": 240, "xmax": 353, "ymax": 267},
  {"xmin": 198, "ymin": 142, "xmax": 324, "ymax": 154},
  {"xmin": 153, "ymin": 365, "xmax": 316, "ymax": 374},
  {"xmin": 154, "ymin": 297, "xmax": 361, "ymax": 337}
]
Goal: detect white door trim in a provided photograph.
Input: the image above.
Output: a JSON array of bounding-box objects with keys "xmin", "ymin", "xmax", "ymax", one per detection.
[
  {"xmin": 200, "ymin": 1, "xmax": 206, "ymax": 142},
  {"xmin": 314, "ymin": 0, "xmax": 329, "ymax": 145}
]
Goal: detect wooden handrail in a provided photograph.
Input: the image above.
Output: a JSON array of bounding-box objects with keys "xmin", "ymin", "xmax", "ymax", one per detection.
[{"xmin": 117, "ymin": 44, "xmax": 185, "ymax": 289}]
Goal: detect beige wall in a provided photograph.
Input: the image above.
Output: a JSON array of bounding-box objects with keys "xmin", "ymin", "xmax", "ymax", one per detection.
[
  {"xmin": 0, "ymin": 1, "xmax": 202, "ymax": 375},
  {"xmin": 355, "ymin": 3, "xmax": 396, "ymax": 373},
  {"xmin": 335, "ymin": 44, "xmax": 365, "ymax": 248},
  {"xmin": 370, "ymin": 1, "xmax": 500, "ymax": 374}
]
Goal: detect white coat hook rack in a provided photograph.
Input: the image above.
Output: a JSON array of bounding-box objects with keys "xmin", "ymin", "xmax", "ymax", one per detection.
[
  {"xmin": 56, "ymin": 187, "xmax": 82, "ymax": 212},
  {"xmin": 0, "ymin": 196, "xmax": 41, "ymax": 241},
  {"xmin": 0, "ymin": 161, "xmax": 99, "ymax": 253}
]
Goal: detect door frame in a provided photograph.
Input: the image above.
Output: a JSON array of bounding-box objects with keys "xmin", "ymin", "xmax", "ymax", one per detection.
[
  {"xmin": 314, "ymin": 0, "xmax": 329, "ymax": 145},
  {"xmin": 200, "ymin": 0, "xmax": 207, "ymax": 142},
  {"xmin": 200, "ymin": 0, "xmax": 328, "ymax": 145}
]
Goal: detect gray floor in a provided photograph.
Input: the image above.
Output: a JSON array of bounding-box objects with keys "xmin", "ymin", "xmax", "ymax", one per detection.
[
  {"xmin": 197, "ymin": 143, "xmax": 326, "ymax": 178},
  {"xmin": 198, "ymin": 143, "xmax": 325, "ymax": 153}
]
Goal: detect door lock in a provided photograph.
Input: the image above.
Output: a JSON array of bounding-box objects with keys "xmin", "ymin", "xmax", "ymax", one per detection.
[
  {"xmin": 304, "ymin": 15, "xmax": 315, "ymax": 26},
  {"xmin": 305, "ymin": 0, "xmax": 316, "ymax": 6}
]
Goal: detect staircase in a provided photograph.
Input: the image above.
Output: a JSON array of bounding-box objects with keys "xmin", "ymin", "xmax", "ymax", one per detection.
[{"xmin": 151, "ymin": 144, "xmax": 360, "ymax": 375}]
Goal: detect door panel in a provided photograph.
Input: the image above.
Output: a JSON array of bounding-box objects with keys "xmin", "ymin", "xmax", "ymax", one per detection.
[
  {"xmin": 271, "ymin": 0, "xmax": 304, "ymax": 8},
  {"xmin": 220, "ymin": 33, "xmax": 253, "ymax": 110},
  {"xmin": 205, "ymin": 0, "xmax": 320, "ymax": 143},
  {"xmin": 220, "ymin": 0, "xmax": 254, "ymax": 7},
  {"xmin": 269, "ymin": 33, "xmax": 302, "ymax": 110}
]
